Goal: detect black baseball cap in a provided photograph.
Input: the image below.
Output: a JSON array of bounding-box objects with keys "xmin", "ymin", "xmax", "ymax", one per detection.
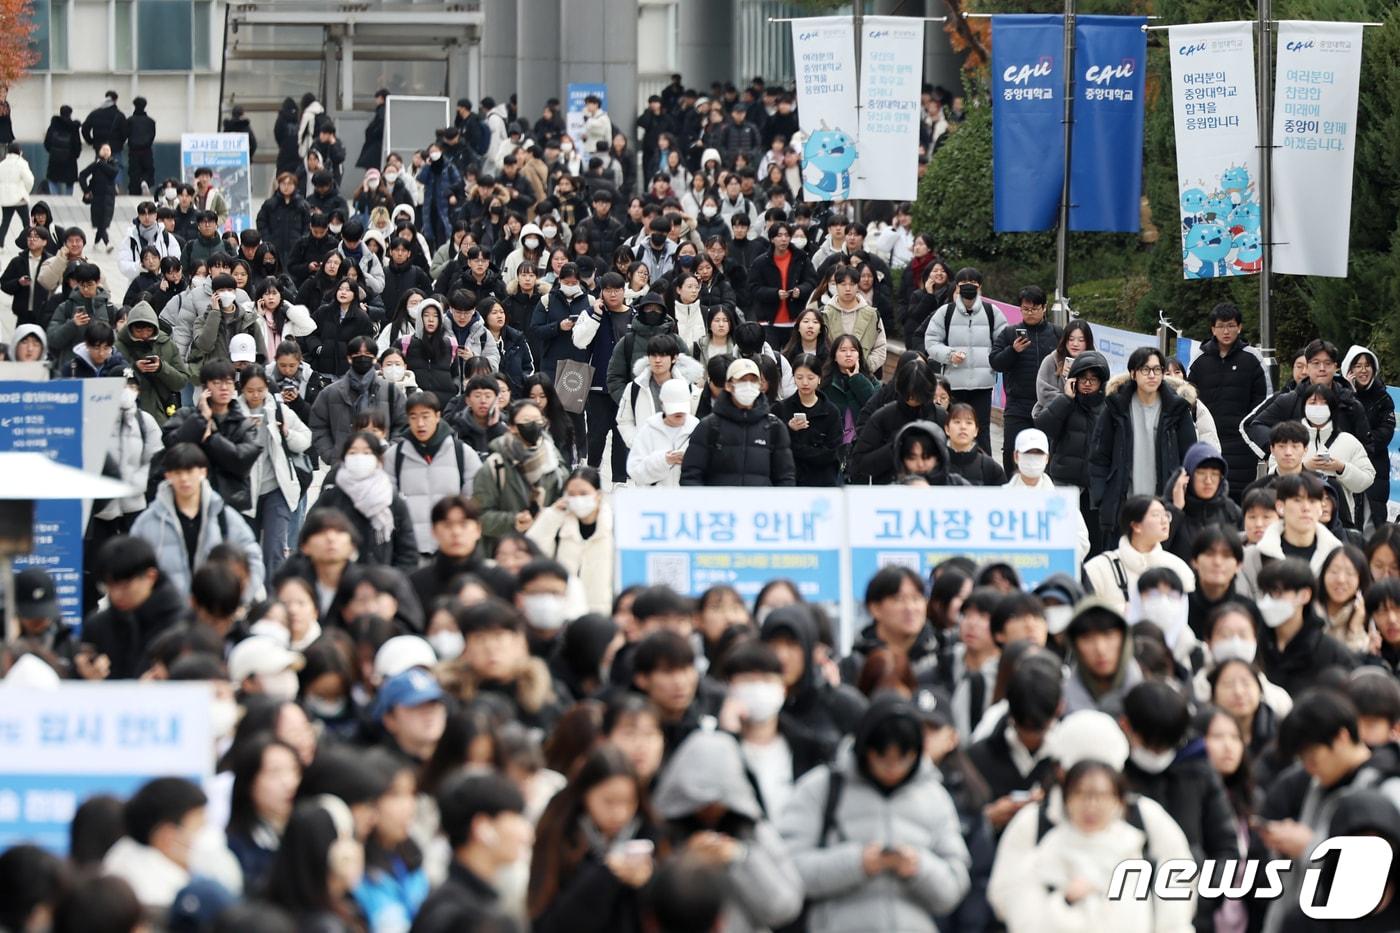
[{"xmin": 14, "ymin": 568, "xmax": 58, "ymax": 619}]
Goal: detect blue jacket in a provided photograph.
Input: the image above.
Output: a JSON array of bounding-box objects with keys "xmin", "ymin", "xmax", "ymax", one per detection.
[
  {"xmin": 354, "ymin": 856, "xmax": 430, "ymax": 931},
  {"xmin": 416, "ymin": 160, "xmax": 462, "ymax": 241}
]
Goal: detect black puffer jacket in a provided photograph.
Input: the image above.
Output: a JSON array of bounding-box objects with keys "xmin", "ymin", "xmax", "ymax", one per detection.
[
  {"xmin": 680, "ymin": 393, "xmax": 796, "ymax": 487},
  {"xmin": 256, "ymin": 192, "xmax": 311, "ymax": 263},
  {"xmin": 1186, "ymin": 338, "xmax": 1268, "ymax": 491},
  {"xmin": 775, "ymin": 391, "xmax": 844, "ymax": 486},
  {"xmin": 1123, "ymin": 740, "xmax": 1238, "ymax": 868},
  {"xmin": 1035, "ymin": 351, "xmax": 1109, "ymax": 489},
  {"xmin": 1343, "ymin": 345, "xmax": 1396, "ymax": 507},
  {"xmin": 1242, "ymin": 375, "xmax": 1371, "ymax": 459},
  {"xmin": 849, "ymin": 400, "xmax": 950, "ymax": 485},
  {"xmin": 1088, "ymin": 373, "xmax": 1197, "ymax": 535},
  {"xmin": 760, "ymin": 606, "xmax": 867, "ymax": 751},
  {"xmin": 307, "ymin": 303, "xmax": 375, "ymax": 376},
  {"xmin": 988, "ymin": 317, "xmax": 1061, "ymax": 417},
  {"xmin": 403, "ymin": 333, "xmax": 458, "ymax": 399}
]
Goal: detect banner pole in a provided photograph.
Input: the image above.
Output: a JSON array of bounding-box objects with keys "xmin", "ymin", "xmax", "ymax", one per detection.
[
  {"xmin": 852, "ymin": 2, "xmax": 865, "ymax": 225},
  {"xmin": 1257, "ymin": 0, "xmax": 1275, "ymax": 372},
  {"xmin": 1053, "ymin": 0, "xmax": 1078, "ymax": 327}
]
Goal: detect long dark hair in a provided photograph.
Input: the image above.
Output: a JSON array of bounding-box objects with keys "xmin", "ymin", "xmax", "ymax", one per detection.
[
  {"xmin": 1194, "ymin": 705, "xmax": 1255, "ymax": 819},
  {"xmin": 823, "ymin": 333, "xmax": 874, "ymax": 383},
  {"xmin": 528, "ymin": 744, "xmax": 662, "ymax": 918},
  {"xmin": 226, "ymin": 734, "xmax": 303, "ymax": 839},
  {"xmin": 265, "ymin": 801, "xmax": 357, "ymax": 922},
  {"xmin": 1055, "ymin": 319, "xmax": 1096, "ymax": 366},
  {"xmin": 385, "ymin": 288, "xmax": 427, "ymax": 345},
  {"xmin": 782, "ymin": 307, "xmax": 830, "ymax": 362}
]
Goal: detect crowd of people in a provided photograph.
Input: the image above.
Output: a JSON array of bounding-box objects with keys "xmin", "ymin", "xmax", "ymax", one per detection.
[{"xmin": 1, "ymin": 75, "xmax": 1400, "ymax": 933}]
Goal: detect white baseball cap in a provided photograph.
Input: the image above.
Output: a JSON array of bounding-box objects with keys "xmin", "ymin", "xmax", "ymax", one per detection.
[
  {"xmin": 228, "ymin": 636, "xmax": 303, "ymax": 684},
  {"xmin": 229, "ymin": 333, "xmax": 258, "ymax": 363},
  {"xmin": 659, "ymin": 379, "xmax": 691, "ymax": 415},
  {"xmin": 1014, "ymin": 428, "xmax": 1049, "ymax": 454},
  {"xmin": 373, "ymin": 635, "xmax": 437, "ymax": 681}
]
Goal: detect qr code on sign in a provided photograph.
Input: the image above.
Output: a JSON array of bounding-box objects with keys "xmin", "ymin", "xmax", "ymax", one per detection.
[{"xmin": 648, "ymin": 553, "xmax": 691, "ymax": 592}]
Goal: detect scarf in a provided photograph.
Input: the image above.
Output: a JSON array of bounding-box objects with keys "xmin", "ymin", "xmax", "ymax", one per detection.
[
  {"xmin": 334, "ymin": 463, "xmax": 396, "ymax": 544},
  {"xmin": 578, "ymin": 814, "xmax": 641, "ymax": 858},
  {"xmin": 409, "ymin": 421, "xmax": 453, "ymax": 461},
  {"xmin": 502, "ymin": 435, "xmax": 558, "ymax": 486},
  {"xmin": 138, "ymin": 222, "xmax": 159, "ymax": 247},
  {"xmin": 346, "ymin": 368, "xmax": 378, "ymax": 415}
]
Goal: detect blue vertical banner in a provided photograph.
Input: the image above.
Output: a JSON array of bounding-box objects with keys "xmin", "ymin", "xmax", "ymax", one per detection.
[
  {"xmin": 1071, "ymin": 16, "xmax": 1147, "ymax": 231},
  {"xmin": 0, "ymin": 379, "xmax": 122, "ymax": 625},
  {"xmin": 992, "ymin": 15, "xmax": 1065, "ymax": 231}
]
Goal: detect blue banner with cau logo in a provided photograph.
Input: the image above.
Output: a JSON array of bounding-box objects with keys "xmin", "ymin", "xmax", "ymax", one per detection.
[
  {"xmin": 992, "ymin": 15, "xmax": 1064, "ymax": 232},
  {"xmin": 1071, "ymin": 16, "xmax": 1147, "ymax": 231}
]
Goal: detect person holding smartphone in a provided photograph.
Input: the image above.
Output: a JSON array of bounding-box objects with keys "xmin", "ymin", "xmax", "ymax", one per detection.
[
  {"xmin": 775, "ymin": 352, "xmax": 843, "ymax": 486},
  {"xmin": 990, "ymin": 285, "xmax": 1062, "ymax": 475}
]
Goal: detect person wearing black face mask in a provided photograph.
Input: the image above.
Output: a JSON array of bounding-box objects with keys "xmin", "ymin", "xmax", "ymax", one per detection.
[
  {"xmin": 604, "ymin": 291, "xmax": 680, "ymax": 478},
  {"xmin": 637, "ymin": 216, "xmax": 677, "ymax": 281},
  {"xmin": 472, "ymin": 399, "xmax": 569, "ymax": 552},
  {"xmin": 308, "ymin": 335, "xmax": 408, "ymax": 465}
]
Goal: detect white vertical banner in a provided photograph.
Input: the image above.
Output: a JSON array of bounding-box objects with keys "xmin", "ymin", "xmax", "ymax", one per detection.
[
  {"xmin": 1168, "ymin": 23, "xmax": 1260, "ymax": 280},
  {"xmin": 792, "ymin": 17, "xmax": 860, "ymax": 201},
  {"xmin": 1271, "ymin": 22, "xmax": 1363, "ymax": 278},
  {"xmin": 854, "ymin": 16, "xmax": 924, "ymax": 200}
]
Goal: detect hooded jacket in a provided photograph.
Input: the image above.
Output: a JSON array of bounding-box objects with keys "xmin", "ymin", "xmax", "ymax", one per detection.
[
  {"xmin": 526, "ymin": 501, "xmax": 615, "ymax": 616},
  {"xmin": 615, "ymin": 354, "xmax": 704, "ymax": 448},
  {"xmin": 189, "ymin": 295, "xmax": 268, "ymax": 368},
  {"xmin": 599, "ymin": 309, "xmax": 680, "ymax": 401},
  {"xmin": 778, "ymin": 697, "xmax": 972, "ymax": 933},
  {"xmin": 1061, "ymin": 598, "xmax": 1145, "ymax": 715},
  {"xmin": 893, "ymin": 419, "xmax": 972, "ymax": 487},
  {"xmin": 680, "ymin": 392, "xmax": 796, "ymax": 487},
  {"xmin": 849, "ymin": 402, "xmax": 949, "ymax": 485},
  {"xmin": 1083, "ymin": 535, "xmax": 1196, "ymax": 615},
  {"xmin": 627, "ymin": 409, "xmax": 698, "ymax": 487},
  {"xmin": 62, "ymin": 341, "xmax": 128, "ymax": 379},
  {"xmin": 821, "ymin": 296, "xmax": 888, "ymax": 372},
  {"xmin": 44, "ymin": 113, "xmax": 82, "ymax": 183},
  {"xmin": 1035, "ymin": 350, "xmax": 1109, "ymax": 490},
  {"xmin": 1088, "ymin": 374, "xmax": 1198, "ymax": 534},
  {"xmin": 116, "ymin": 302, "xmax": 190, "ymax": 424},
  {"xmin": 1164, "ymin": 442, "xmax": 1244, "ymax": 561},
  {"xmin": 1238, "ymin": 518, "xmax": 1343, "ymax": 602},
  {"xmin": 761, "ymin": 606, "xmax": 867, "ymax": 751},
  {"xmin": 0, "ymin": 151, "xmax": 34, "ymax": 207},
  {"xmin": 117, "ymin": 219, "xmax": 181, "ymax": 279},
  {"xmin": 129, "ymin": 479, "xmax": 264, "ymax": 595},
  {"xmin": 1242, "ymin": 374, "xmax": 1372, "ymax": 460},
  {"xmin": 653, "ymin": 731, "xmax": 806, "ymax": 933},
  {"xmin": 1340, "ymin": 344, "xmax": 1395, "ymax": 506}
]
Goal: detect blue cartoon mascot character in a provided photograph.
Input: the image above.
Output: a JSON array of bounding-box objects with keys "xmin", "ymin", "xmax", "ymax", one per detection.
[
  {"xmin": 802, "ymin": 124, "xmax": 858, "ymax": 200},
  {"xmin": 1231, "ymin": 231, "xmax": 1263, "ymax": 273},
  {"xmin": 1184, "ymin": 221, "xmax": 1235, "ymax": 278}
]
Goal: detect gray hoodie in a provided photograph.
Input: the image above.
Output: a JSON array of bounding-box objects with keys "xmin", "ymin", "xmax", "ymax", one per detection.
[{"xmin": 653, "ymin": 731, "xmax": 806, "ymax": 933}]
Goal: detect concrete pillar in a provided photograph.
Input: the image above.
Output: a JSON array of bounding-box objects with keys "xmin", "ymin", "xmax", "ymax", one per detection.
[
  {"xmin": 677, "ymin": 0, "xmax": 733, "ymax": 89},
  {"xmin": 480, "ymin": 0, "xmax": 518, "ymax": 103},
  {"xmin": 559, "ymin": 0, "xmax": 638, "ymax": 140},
  {"xmin": 515, "ymin": 0, "xmax": 561, "ymax": 121}
]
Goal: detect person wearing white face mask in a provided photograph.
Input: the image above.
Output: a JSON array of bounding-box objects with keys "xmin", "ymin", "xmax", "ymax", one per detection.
[
  {"xmin": 1191, "ymin": 602, "xmax": 1294, "ymax": 724},
  {"xmin": 1119, "ymin": 679, "xmax": 1239, "ymax": 918},
  {"xmin": 1128, "ymin": 568, "xmax": 1201, "ymax": 676},
  {"xmin": 500, "ymin": 221, "xmax": 547, "ymax": 290},
  {"xmin": 719, "ymin": 641, "xmax": 826, "ymax": 821},
  {"xmin": 313, "ymin": 430, "xmax": 420, "ymax": 569},
  {"xmin": 681, "ymin": 357, "xmax": 796, "ymax": 487},
  {"xmin": 526, "ymin": 466, "xmax": 614, "ymax": 616},
  {"xmin": 512, "ymin": 558, "xmax": 581, "ymax": 656},
  {"xmin": 1005, "ymin": 428, "xmax": 1091, "ymax": 571},
  {"xmin": 1295, "ymin": 383, "xmax": 1375, "ymax": 531},
  {"xmin": 229, "ymin": 635, "xmax": 305, "ymax": 703},
  {"xmin": 1252, "ymin": 556, "xmax": 1357, "ymax": 697},
  {"xmin": 448, "ymin": 599, "xmax": 568, "ymax": 731},
  {"xmin": 1082, "ymin": 495, "xmax": 1195, "ymax": 615}
]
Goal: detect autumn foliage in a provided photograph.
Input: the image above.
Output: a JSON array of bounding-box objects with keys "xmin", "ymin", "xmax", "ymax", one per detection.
[{"xmin": 0, "ymin": 0, "xmax": 40, "ymax": 88}]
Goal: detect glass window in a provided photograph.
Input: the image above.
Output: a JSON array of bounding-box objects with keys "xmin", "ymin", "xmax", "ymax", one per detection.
[
  {"xmin": 29, "ymin": 0, "xmax": 50, "ymax": 71},
  {"xmin": 115, "ymin": 0, "xmax": 135, "ymax": 71},
  {"xmin": 193, "ymin": 0, "xmax": 210, "ymax": 69},
  {"xmin": 138, "ymin": 0, "xmax": 192, "ymax": 71}
]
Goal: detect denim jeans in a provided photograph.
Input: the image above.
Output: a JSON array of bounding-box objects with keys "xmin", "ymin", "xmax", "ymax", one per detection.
[{"xmin": 257, "ymin": 490, "xmax": 295, "ymax": 579}]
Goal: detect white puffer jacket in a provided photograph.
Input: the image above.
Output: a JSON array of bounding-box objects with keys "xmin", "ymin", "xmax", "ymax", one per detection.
[
  {"xmin": 96, "ymin": 401, "xmax": 162, "ymax": 521},
  {"xmin": 614, "ymin": 354, "xmax": 704, "ymax": 448},
  {"xmin": 0, "ymin": 152, "xmax": 34, "ymax": 207},
  {"xmin": 627, "ymin": 411, "xmax": 699, "ymax": 487},
  {"xmin": 924, "ymin": 296, "xmax": 1008, "ymax": 390}
]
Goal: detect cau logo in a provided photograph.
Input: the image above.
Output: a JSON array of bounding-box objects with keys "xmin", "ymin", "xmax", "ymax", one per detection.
[
  {"xmin": 1003, "ymin": 57, "xmax": 1054, "ymax": 85},
  {"xmin": 1085, "ymin": 59, "xmax": 1136, "ymax": 84},
  {"xmin": 1178, "ymin": 41, "xmax": 1207, "ymax": 56}
]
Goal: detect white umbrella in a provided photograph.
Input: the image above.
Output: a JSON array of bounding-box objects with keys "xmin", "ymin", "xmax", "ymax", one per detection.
[
  {"xmin": 0, "ymin": 453, "xmax": 136, "ymax": 500},
  {"xmin": 0, "ymin": 452, "xmax": 136, "ymax": 642}
]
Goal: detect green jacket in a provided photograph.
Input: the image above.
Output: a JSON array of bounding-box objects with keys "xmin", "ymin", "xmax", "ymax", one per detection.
[
  {"xmin": 188, "ymin": 301, "xmax": 268, "ymax": 368},
  {"xmin": 115, "ymin": 301, "xmax": 191, "ymax": 424},
  {"xmin": 47, "ymin": 288, "xmax": 117, "ymax": 371},
  {"xmin": 471, "ymin": 434, "xmax": 568, "ymax": 548}
]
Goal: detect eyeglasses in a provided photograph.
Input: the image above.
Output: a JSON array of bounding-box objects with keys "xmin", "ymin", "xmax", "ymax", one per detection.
[{"xmin": 1137, "ymin": 366, "xmax": 1164, "ymax": 376}]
